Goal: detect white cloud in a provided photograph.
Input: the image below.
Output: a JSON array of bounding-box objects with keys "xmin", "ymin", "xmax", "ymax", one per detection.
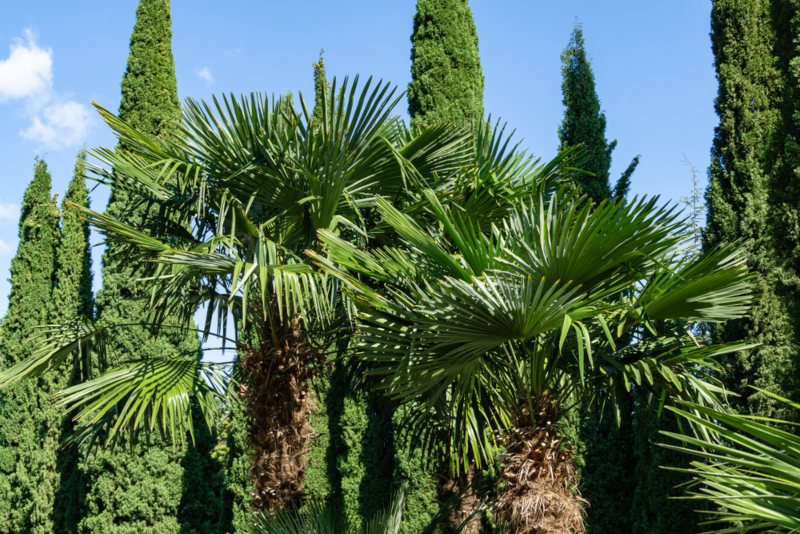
[
  {"xmin": 196, "ymin": 66, "xmax": 214, "ymax": 84},
  {"xmin": 0, "ymin": 29, "xmax": 52, "ymax": 101},
  {"xmin": 21, "ymin": 100, "xmax": 92, "ymax": 149},
  {"xmin": 0, "ymin": 203, "xmax": 20, "ymax": 222},
  {"xmin": 0, "ymin": 239, "xmax": 13, "ymax": 256},
  {"xmin": 0, "ymin": 29, "xmax": 91, "ymax": 149}
]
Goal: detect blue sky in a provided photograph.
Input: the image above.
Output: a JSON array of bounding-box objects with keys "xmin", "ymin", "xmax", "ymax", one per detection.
[{"xmin": 0, "ymin": 1, "xmax": 716, "ymax": 315}]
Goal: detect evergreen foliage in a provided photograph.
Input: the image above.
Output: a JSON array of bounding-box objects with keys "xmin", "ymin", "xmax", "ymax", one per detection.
[
  {"xmin": 558, "ymin": 25, "xmax": 639, "ymax": 204},
  {"xmin": 312, "ymin": 54, "xmax": 327, "ymax": 122},
  {"xmin": 83, "ymin": 1, "xmax": 223, "ymax": 531},
  {"xmin": 408, "ymin": 0, "xmax": 484, "ymax": 130},
  {"xmin": 0, "ymin": 160, "xmax": 61, "ymax": 533},
  {"xmin": 308, "ymin": 53, "xmax": 435, "ymax": 532},
  {"xmin": 303, "ymin": 60, "xmax": 335, "ymax": 512},
  {"xmin": 52, "ymin": 153, "xmax": 94, "ymax": 533},
  {"xmin": 578, "ymin": 402, "xmax": 635, "ymax": 534},
  {"xmin": 705, "ymin": 0, "xmax": 798, "ymax": 419},
  {"xmin": 406, "ymin": 2, "xmax": 485, "ymax": 526}
]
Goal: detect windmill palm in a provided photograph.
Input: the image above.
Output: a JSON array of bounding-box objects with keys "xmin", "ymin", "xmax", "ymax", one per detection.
[
  {"xmin": 309, "ymin": 190, "xmax": 753, "ymax": 533},
  {"xmin": 0, "ymin": 77, "xmax": 478, "ymax": 512}
]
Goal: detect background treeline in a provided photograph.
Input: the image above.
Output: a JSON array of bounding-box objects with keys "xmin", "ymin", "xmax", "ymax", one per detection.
[{"xmin": 0, "ymin": 0, "xmax": 797, "ymax": 533}]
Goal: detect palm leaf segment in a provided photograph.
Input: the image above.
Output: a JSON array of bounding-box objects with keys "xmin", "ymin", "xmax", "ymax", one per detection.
[{"xmin": 312, "ymin": 190, "xmax": 753, "ymax": 472}]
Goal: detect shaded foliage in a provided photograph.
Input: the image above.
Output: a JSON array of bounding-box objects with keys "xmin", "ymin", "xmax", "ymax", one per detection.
[{"xmin": 52, "ymin": 153, "xmax": 94, "ymax": 533}]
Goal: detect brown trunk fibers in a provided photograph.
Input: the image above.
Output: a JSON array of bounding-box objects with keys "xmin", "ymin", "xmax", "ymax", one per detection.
[
  {"xmin": 239, "ymin": 317, "xmax": 321, "ymax": 511},
  {"xmin": 496, "ymin": 402, "xmax": 586, "ymax": 534},
  {"xmin": 439, "ymin": 469, "xmax": 481, "ymax": 534}
]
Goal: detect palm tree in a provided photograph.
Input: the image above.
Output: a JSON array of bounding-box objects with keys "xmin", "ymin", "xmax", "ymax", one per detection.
[
  {"xmin": 0, "ymin": 77, "xmax": 477, "ymax": 512},
  {"xmin": 663, "ymin": 390, "xmax": 800, "ymax": 533},
  {"xmin": 309, "ymin": 190, "xmax": 753, "ymax": 533}
]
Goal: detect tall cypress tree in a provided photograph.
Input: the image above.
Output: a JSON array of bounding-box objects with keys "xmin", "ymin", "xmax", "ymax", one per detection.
[
  {"xmin": 83, "ymin": 1, "xmax": 222, "ymax": 531},
  {"xmin": 768, "ymin": 1, "xmax": 800, "ymax": 410},
  {"xmin": 408, "ymin": 0, "xmax": 484, "ymax": 130},
  {"xmin": 52, "ymin": 152, "xmax": 94, "ymax": 533},
  {"xmin": 0, "ymin": 160, "xmax": 61, "ymax": 533},
  {"xmin": 556, "ymin": 25, "xmax": 651, "ymax": 534},
  {"xmin": 406, "ymin": 2, "xmax": 485, "ymax": 529},
  {"xmin": 705, "ymin": 0, "xmax": 795, "ymax": 418},
  {"xmin": 558, "ymin": 25, "xmax": 639, "ymax": 204}
]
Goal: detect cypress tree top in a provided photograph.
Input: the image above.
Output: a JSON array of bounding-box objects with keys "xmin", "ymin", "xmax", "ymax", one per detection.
[
  {"xmin": 52, "ymin": 152, "xmax": 93, "ymax": 323},
  {"xmin": 558, "ymin": 25, "xmax": 613, "ymax": 203},
  {"xmin": 119, "ymin": 0, "xmax": 180, "ymax": 138},
  {"xmin": 312, "ymin": 54, "xmax": 327, "ymax": 121},
  {"xmin": 408, "ymin": 0, "xmax": 484, "ymax": 130}
]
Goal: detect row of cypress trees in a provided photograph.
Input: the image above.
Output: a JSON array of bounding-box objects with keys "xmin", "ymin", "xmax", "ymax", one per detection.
[
  {"xmin": 0, "ymin": 155, "xmax": 92, "ymax": 534},
  {"xmin": 0, "ymin": 0, "xmax": 648, "ymax": 531}
]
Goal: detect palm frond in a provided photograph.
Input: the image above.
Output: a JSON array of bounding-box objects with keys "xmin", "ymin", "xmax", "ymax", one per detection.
[{"xmin": 662, "ymin": 392, "xmax": 800, "ymax": 533}]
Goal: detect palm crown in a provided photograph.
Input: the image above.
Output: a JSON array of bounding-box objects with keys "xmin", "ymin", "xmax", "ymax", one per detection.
[{"xmin": 310, "ymin": 188, "xmax": 752, "ymax": 531}]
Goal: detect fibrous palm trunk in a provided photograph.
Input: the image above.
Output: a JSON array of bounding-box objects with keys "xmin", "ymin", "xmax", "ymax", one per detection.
[
  {"xmin": 439, "ymin": 469, "xmax": 481, "ymax": 534},
  {"xmin": 240, "ymin": 317, "xmax": 321, "ymax": 511},
  {"xmin": 496, "ymin": 402, "xmax": 586, "ymax": 534}
]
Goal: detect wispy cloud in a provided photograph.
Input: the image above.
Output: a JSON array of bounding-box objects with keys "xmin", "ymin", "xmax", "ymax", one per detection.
[
  {"xmin": 21, "ymin": 100, "xmax": 92, "ymax": 148},
  {"xmin": 0, "ymin": 203, "xmax": 20, "ymax": 222},
  {"xmin": 196, "ymin": 66, "xmax": 214, "ymax": 84},
  {"xmin": 0, "ymin": 29, "xmax": 91, "ymax": 149}
]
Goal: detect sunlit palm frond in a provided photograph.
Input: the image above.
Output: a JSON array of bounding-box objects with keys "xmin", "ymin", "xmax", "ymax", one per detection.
[
  {"xmin": 662, "ymin": 391, "xmax": 800, "ymax": 533},
  {"xmin": 0, "ymin": 317, "xmax": 102, "ymax": 387},
  {"xmin": 59, "ymin": 355, "xmax": 229, "ymax": 447}
]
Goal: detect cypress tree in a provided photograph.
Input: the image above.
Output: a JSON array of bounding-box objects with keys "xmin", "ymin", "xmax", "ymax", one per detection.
[
  {"xmin": 302, "ymin": 55, "xmax": 336, "ymax": 511},
  {"xmin": 83, "ymin": 1, "xmax": 223, "ymax": 531},
  {"xmin": 408, "ymin": 0, "xmax": 484, "ymax": 130},
  {"xmin": 0, "ymin": 159, "xmax": 61, "ymax": 533},
  {"xmin": 52, "ymin": 152, "xmax": 94, "ymax": 533},
  {"xmin": 406, "ymin": 3, "xmax": 486, "ymax": 528},
  {"xmin": 705, "ymin": 0, "xmax": 796, "ymax": 419},
  {"xmin": 558, "ymin": 25, "xmax": 664, "ymax": 534},
  {"xmin": 768, "ymin": 1, "xmax": 800, "ymax": 409},
  {"xmin": 558, "ymin": 24, "xmax": 639, "ymax": 204}
]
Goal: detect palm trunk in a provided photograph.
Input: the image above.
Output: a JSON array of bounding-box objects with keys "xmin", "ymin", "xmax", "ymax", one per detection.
[
  {"xmin": 240, "ymin": 317, "xmax": 321, "ymax": 511},
  {"xmin": 496, "ymin": 402, "xmax": 586, "ymax": 534},
  {"xmin": 439, "ymin": 469, "xmax": 481, "ymax": 534}
]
